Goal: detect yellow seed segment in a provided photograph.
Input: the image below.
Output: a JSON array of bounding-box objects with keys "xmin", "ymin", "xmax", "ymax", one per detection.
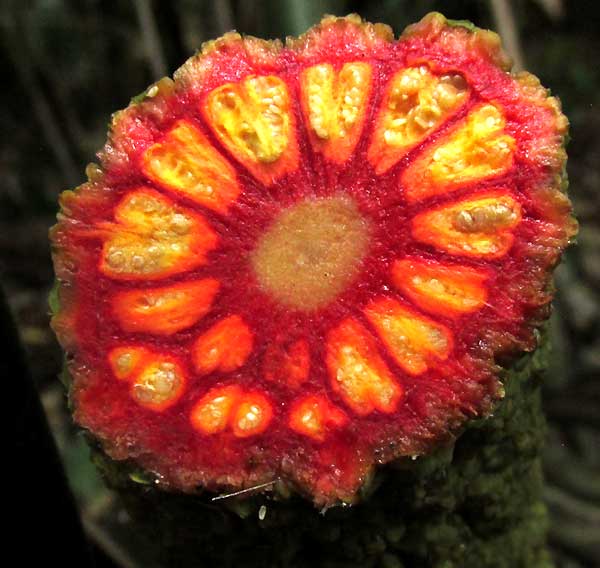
[
  {"xmin": 402, "ymin": 104, "xmax": 516, "ymax": 202},
  {"xmin": 368, "ymin": 66, "xmax": 469, "ymax": 174},
  {"xmin": 326, "ymin": 318, "xmax": 403, "ymax": 416},
  {"xmin": 108, "ymin": 346, "xmax": 149, "ymax": 380},
  {"xmin": 412, "ymin": 192, "xmax": 522, "ymax": 258},
  {"xmin": 115, "ymin": 352, "xmax": 135, "ymax": 376},
  {"xmin": 304, "ymin": 64, "xmax": 334, "ymax": 140},
  {"xmin": 301, "ymin": 62, "xmax": 372, "ymax": 162},
  {"xmin": 142, "ymin": 121, "xmax": 240, "ymax": 214},
  {"xmin": 452, "ymin": 202, "xmax": 518, "ymax": 233},
  {"xmin": 365, "ymin": 298, "xmax": 452, "ymax": 376},
  {"xmin": 131, "ymin": 360, "xmax": 185, "ymax": 410},
  {"xmin": 429, "ymin": 104, "xmax": 514, "ymax": 182},
  {"xmin": 204, "ymin": 75, "xmax": 297, "ymax": 183},
  {"xmin": 100, "ymin": 188, "xmax": 217, "ymax": 280}
]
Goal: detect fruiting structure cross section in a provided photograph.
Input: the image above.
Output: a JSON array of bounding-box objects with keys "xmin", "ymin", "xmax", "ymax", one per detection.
[{"xmin": 51, "ymin": 14, "xmax": 575, "ymax": 505}]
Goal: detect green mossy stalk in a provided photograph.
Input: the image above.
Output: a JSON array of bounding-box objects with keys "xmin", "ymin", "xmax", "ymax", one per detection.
[{"xmin": 92, "ymin": 332, "xmax": 553, "ymax": 568}]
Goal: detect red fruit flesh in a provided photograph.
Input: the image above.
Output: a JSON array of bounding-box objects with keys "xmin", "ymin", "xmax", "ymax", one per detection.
[{"xmin": 50, "ymin": 13, "xmax": 576, "ymax": 505}]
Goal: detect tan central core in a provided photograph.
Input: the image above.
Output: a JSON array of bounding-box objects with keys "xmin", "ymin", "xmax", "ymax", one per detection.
[{"xmin": 251, "ymin": 196, "xmax": 371, "ymax": 311}]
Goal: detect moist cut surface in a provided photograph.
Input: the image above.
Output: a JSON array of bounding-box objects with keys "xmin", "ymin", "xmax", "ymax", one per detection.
[{"xmin": 50, "ymin": 13, "xmax": 575, "ymax": 505}]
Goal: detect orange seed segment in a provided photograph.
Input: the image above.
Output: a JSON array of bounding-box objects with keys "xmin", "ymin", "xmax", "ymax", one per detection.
[
  {"xmin": 289, "ymin": 395, "xmax": 348, "ymax": 441},
  {"xmin": 111, "ymin": 279, "xmax": 220, "ymax": 335},
  {"xmin": 326, "ymin": 318, "xmax": 403, "ymax": 416},
  {"xmin": 203, "ymin": 75, "xmax": 298, "ymax": 184},
  {"xmin": 190, "ymin": 386, "xmax": 273, "ymax": 438},
  {"xmin": 365, "ymin": 298, "xmax": 452, "ymax": 376},
  {"xmin": 412, "ymin": 192, "xmax": 522, "ymax": 258},
  {"xmin": 391, "ymin": 258, "xmax": 488, "ymax": 317},
  {"xmin": 301, "ymin": 62, "xmax": 372, "ymax": 163},
  {"xmin": 108, "ymin": 345, "xmax": 151, "ymax": 380},
  {"xmin": 192, "ymin": 315, "xmax": 253, "ymax": 375},
  {"xmin": 190, "ymin": 385, "xmax": 242, "ymax": 435},
  {"xmin": 231, "ymin": 392, "xmax": 273, "ymax": 438},
  {"xmin": 130, "ymin": 357, "xmax": 186, "ymax": 411},
  {"xmin": 141, "ymin": 120, "xmax": 240, "ymax": 214},
  {"xmin": 402, "ymin": 104, "xmax": 516, "ymax": 202},
  {"xmin": 368, "ymin": 66, "xmax": 469, "ymax": 174},
  {"xmin": 100, "ymin": 188, "xmax": 218, "ymax": 280}
]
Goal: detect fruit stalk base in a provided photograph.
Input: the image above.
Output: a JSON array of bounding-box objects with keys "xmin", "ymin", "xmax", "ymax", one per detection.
[{"xmin": 93, "ymin": 334, "xmax": 553, "ymax": 568}]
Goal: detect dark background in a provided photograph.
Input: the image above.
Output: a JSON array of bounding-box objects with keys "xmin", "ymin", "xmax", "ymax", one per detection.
[{"xmin": 2, "ymin": 1, "xmax": 599, "ymax": 566}]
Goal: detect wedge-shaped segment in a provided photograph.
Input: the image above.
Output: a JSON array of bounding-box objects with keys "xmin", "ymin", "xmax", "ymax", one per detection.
[
  {"xmin": 108, "ymin": 345, "xmax": 151, "ymax": 380},
  {"xmin": 289, "ymin": 395, "xmax": 348, "ymax": 441},
  {"xmin": 190, "ymin": 385, "xmax": 273, "ymax": 438},
  {"xmin": 141, "ymin": 120, "xmax": 240, "ymax": 214},
  {"xmin": 203, "ymin": 75, "xmax": 298, "ymax": 184},
  {"xmin": 365, "ymin": 298, "xmax": 452, "ymax": 376},
  {"xmin": 192, "ymin": 315, "xmax": 253, "ymax": 375},
  {"xmin": 190, "ymin": 385, "xmax": 241, "ymax": 435},
  {"xmin": 131, "ymin": 358, "xmax": 186, "ymax": 411},
  {"xmin": 301, "ymin": 62, "xmax": 372, "ymax": 163},
  {"xmin": 111, "ymin": 279, "xmax": 220, "ymax": 335},
  {"xmin": 412, "ymin": 191, "xmax": 522, "ymax": 258},
  {"xmin": 402, "ymin": 104, "xmax": 515, "ymax": 202},
  {"xmin": 231, "ymin": 392, "xmax": 274, "ymax": 438},
  {"xmin": 368, "ymin": 66, "xmax": 469, "ymax": 174},
  {"xmin": 326, "ymin": 318, "xmax": 403, "ymax": 416},
  {"xmin": 100, "ymin": 188, "xmax": 218, "ymax": 280},
  {"xmin": 392, "ymin": 258, "xmax": 488, "ymax": 318},
  {"xmin": 263, "ymin": 338, "xmax": 310, "ymax": 389},
  {"xmin": 108, "ymin": 346, "xmax": 187, "ymax": 411}
]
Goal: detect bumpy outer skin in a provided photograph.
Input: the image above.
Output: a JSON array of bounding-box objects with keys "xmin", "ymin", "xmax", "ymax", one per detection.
[{"xmin": 94, "ymin": 335, "xmax": 552, "ymax": 568}]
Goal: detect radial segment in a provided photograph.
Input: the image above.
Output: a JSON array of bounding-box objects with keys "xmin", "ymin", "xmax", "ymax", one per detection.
[
  {"xmin": 142, "ymin": 120, "xmax": 240, "ymax": 214},
  {"xmin": 203, "ymin": 74, "xmax": 298, "ymax": 184},
  {"xmin": 301, "ymin": 62, "xmax": 373, "ymax": 163},
  {"xmin": 368, "ymin": 65, "xmax": 469, "ymax": 174},
  {"xmin": 402, "ymin": 104, "xmax": 516, "ymax": 202}
]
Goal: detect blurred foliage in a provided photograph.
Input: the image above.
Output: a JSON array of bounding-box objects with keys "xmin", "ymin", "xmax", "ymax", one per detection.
[
  {"xmin": 1, "ymin": 1, "xmax": 598, "ymax": 566},
  {"xmin": 1, "ymin": 0, "xmax": 598, "ymax": 216}
]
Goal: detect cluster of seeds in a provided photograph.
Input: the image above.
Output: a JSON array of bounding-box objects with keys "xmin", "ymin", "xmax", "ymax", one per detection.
[
  {"xmin": 428, "ymin": 105, "xmax": 514, "ymax": 183},
  {"xmin": 108, "ymin": 347, "xmax": 185, "ymax": 410},
  {"xmin": 190, "ymin": 385, "xmax": 273, "ymax": 438},
  {"xmin": 304, "ymin": 63, "xmax": 371, "ymax": 140},
  {"xmin": 365, "ymin": 299, "xmax": 451, "ymax": 376},
  {"xmin": 384, "ymin": 67, "xmax": 467, "ymax": 143},
  {"xmin": 132, "ymin": 361, "xmax": 183, "ymax": 408},
  {"xmin": 453, "ymin": 201, "xmax": 519, "ymax": 233},
  {"xmin": 392, "ymin": 259, "xmax": 488, "ymax": 316},
  {"xmin": 206, "ymin": 75, "xmax": 290, "ymax": 165},
  {"xmin": 101, "ymin": 189, "xmax": 216, "ymax": 279},
  {"xmin": 304, "ymin": 65, "xmax": 333, "ymax": 139},
  {"xmin": 368, "ymin": 66, "xmax": 469, "ymax": 174}
]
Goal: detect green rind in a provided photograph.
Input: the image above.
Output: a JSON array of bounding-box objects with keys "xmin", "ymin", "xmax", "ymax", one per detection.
[
  {"xmin": 445, "ymin": 18, "xmax": 478, "ymax": 32},
  {"xmin": 48, "ymin": 280, "xmax": 61, "ymax": 315}
]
